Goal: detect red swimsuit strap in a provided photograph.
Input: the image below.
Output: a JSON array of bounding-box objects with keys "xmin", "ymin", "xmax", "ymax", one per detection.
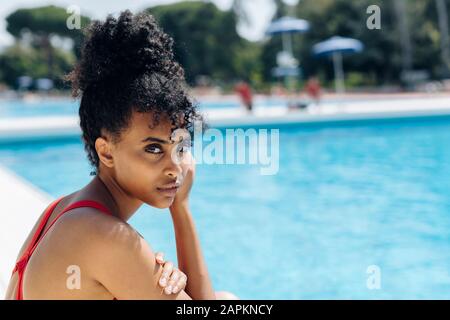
[
  {"xmin": 12, "ymin": 196, "xmax": 65, "ymax": 276},
  {"xmin": 27, "ymin": 200, "xmax": 113, "ymax": 257},
  {"xmin": 12, "ymin": 197, "xmax": 113, "ymax": 300}
]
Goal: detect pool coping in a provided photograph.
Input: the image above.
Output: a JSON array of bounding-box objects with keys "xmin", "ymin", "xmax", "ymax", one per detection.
[
  {"xmin": 2, "ymin": 96, "xmax": 450, "ymax": 142},
  {"xmin": 0, "ymin": 165, "xmax": 53, "ymax": 298}
]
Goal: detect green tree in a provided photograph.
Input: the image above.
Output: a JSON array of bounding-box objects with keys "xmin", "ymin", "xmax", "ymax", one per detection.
[
  {"xmin": 147, "ymin": 1, "xmax": 247, "ymax": 85},
  {"xmin": 0, "ymin": 44, "xmax": 74, "ymax": 89},
  {"xmin": 5, "ymin": 5, "xmax": 89, "ymax": 81},
  {"xmin": 262, "ymin": 0, "xmax": 448, "ymax": 87}
]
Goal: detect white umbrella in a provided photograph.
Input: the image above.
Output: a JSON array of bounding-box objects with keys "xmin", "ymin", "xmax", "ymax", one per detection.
[
  {"xmin": 266, "ymin": 16, "xmax": 310, "ymax": 35},
  {"xmin": 266, "ymin": 16, "xmax": 310, "ymax": 57},
  {"xmin": 313, "ymin": 36, "xmax": 364, "ymax": 94}
]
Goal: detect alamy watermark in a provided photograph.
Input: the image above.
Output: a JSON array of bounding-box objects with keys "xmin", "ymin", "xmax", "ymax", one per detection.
[
  {"xmin": 66, "ymin": 5, "xmax": 81, "ymax": 30},
  {"xmin": 66, "ymin": 264, "xmax": 81, "ymax": 290},
  {"xmin": 367, "ymin": 5, "xmax": 381, "ymax": 30},
  {"xmin": 170, "ymin": 120, "xmax": 280, "ymax": 176}
]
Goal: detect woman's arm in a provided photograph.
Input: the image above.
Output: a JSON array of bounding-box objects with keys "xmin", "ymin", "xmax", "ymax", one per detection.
[
  {"xmin": 169, "ymin": 154, "xmax": 216, "ymax": 300},
  {"xmin": 170, "ymin": 203, "xmax": 216, "ymax": 300},
  {"xmin": 89, "ymin": 213, "xmax": 193, "ymax": 300}
]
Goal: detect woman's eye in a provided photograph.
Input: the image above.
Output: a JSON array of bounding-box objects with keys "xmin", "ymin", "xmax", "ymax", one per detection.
[{"xmin": 145, "ymin": 144, "xmax": 163, "ymax": 154}]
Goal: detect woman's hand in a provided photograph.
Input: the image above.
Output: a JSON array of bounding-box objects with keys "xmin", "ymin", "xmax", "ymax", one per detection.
[
  {"xmin": 155, "ymin": 252, "xmax": 187, "ymax": 295},
  {"xmin": 170, "ymin": 151, "xmax": 195, "ymax": 210}
]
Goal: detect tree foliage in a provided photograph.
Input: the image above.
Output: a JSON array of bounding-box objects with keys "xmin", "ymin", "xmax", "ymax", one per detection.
[
  {"xmin": 1, "ymin": 1, "xmax": 450, "ymax": 90},
  {"xmin": 147, "ymin": 1, "xmax": 246, "ymax": 85},
  {"xmin": 262, "ymin": 0, "xmax": 449, "ymax": 86}
]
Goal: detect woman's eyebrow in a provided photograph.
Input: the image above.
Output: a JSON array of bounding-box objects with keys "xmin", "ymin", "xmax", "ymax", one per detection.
[{"xmin": 141, "ymin": 136, "xmax": 170, "ymax": 144}]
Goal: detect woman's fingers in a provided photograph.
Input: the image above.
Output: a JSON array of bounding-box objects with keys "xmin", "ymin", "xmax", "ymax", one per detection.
[
  {"xmin": 172, "ymin": 272, "xmax": 187, "ymax": 294},
  {"xmin": 155, "ymin": 252, "xmax": 165, "ymax": 265},
  {"xmin": 159, "ymin": 261, "xmax": 173, "ymax": 288},
  {"xmin": 157, "ymin": 260, "xmax": 188, "ymax": 294},
  {"xmin": 165, "ymin": 268, "xmax": 183, "ymax": 294}
]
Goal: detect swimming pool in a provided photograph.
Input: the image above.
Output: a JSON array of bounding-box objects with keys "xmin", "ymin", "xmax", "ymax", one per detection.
[{"xmin": 1, "ymin": 116, "xmax": 450, "ymax": 299}]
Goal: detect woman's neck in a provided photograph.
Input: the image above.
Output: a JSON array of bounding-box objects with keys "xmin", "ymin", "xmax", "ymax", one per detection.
[{"xmin": 90, "ymin": 172, "xmax": 143, "ymax": 222}]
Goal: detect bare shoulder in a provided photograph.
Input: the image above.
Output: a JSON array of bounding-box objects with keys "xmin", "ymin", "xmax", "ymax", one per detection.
[
  {"xmin": 53, "ymin": 206, "xmax": 143, "ymax": 254},
  {"xmin": 51, "ymin": 207, "xmax": 192, "ymax": 299}
]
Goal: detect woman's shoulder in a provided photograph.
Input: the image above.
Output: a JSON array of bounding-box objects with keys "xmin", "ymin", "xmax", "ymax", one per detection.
[
  {"xmin": 47, "ymin": 204, "xmax": 141, "ymax": 258},
  {"xmin": 57, "ymin": 205, "xmax": 136, "ymax": 239}
]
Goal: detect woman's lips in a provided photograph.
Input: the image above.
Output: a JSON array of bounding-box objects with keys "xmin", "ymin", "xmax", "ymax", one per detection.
[{"xmin": 157, "ymin": 185, "xmax": 179, "ymax": 197}]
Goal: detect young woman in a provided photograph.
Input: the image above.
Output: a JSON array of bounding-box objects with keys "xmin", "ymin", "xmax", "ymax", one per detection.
[{"xmin": 5, "ymin": 10, "xmax": 237, "ymax": 300}]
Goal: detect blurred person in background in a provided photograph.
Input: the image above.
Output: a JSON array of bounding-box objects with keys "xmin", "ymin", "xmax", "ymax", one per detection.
[
  {"xmin": 305, "ymin": 76, "xmax": 322, "ymax": 106},
  {"xmin": 235, "ymin": 81, "xmax": 253, "ymax": 113}
]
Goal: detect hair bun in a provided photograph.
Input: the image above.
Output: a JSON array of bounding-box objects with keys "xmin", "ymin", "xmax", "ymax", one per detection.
[{"xmin": 68, "ymin": 10, "xmax": 184, "ymax": 96}]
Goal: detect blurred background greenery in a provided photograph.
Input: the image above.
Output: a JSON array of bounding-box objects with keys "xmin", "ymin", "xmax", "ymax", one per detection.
[{"xmin": 0, "ymin": 0, "xmax": 449, "ymax": 93}]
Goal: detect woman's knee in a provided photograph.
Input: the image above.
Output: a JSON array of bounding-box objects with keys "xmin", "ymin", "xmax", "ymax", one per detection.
[{"xmin": 215, "ymin": 290, "xmax": 239, "ymax": 300}]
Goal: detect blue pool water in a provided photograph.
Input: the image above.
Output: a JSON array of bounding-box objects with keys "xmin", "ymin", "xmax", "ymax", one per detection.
[{"xmin": 1, "ymin": 117, "xmax": 450, "ymax": 299}]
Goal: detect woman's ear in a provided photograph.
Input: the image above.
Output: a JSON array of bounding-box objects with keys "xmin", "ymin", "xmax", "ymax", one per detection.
[{"xmin": 95, "ymin": 135, "xmax": 114, "ymax": 168}]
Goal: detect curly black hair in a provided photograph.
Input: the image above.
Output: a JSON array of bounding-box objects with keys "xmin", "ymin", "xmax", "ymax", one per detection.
[{"xmin": 66, "ymin": 10, "xmax": 201, "ymax": 175}]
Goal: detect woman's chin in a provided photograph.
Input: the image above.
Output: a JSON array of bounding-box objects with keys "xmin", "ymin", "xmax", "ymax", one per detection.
[{"xmin": 147, "ymin": 197, "xmax": 175, "ymax": 209}]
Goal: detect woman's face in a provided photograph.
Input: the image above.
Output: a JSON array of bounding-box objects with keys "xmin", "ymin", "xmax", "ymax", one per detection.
[{"xmin": 102, "ymin": 110, "xmax": 191, "ymax": 209}]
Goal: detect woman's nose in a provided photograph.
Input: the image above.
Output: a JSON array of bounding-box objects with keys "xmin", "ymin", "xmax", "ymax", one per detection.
[{"xmin": 164, "ymin": 157, "xmax": 182, "ymax": 178}]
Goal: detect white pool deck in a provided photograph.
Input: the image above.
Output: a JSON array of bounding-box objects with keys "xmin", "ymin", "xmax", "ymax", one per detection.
[
  {"xmin": 2, "ymin": 95, "xmax": 450, "ymax": 143},
  {"xmin": 0, "ymin": 166, "xmax": 53, "ymax": 297},
  {"xmin": 1, "ymin": 94, "xmax": 450, "ymax": 297}
]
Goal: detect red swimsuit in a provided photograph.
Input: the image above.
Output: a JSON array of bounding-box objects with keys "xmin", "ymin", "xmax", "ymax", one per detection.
[{"xmin": 11, "ymin": 197, "xmax": 114, "ymax": 300}]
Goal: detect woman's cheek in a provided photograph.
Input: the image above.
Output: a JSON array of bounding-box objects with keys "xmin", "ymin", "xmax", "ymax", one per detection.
[{"xmin": 115, "ymin": 152, "xmax": 148, "ymax": 185}]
